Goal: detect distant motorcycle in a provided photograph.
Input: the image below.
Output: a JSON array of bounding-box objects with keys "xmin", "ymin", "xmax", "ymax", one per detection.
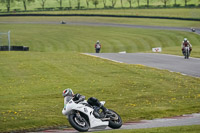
[
  {"xmin": 62, "ymin": 96, "xmax": 122, "ymax": 132},
  {"xmin": 60, "ymin": 21, "xmax": 66, "ymax": 24},
  {"xmin": 191, "ymin": 28, "xmax": 196, "ymax": 32},
  {"xmin": 184, "ymin": 46, "xmax": 190, "ymax": 59}
]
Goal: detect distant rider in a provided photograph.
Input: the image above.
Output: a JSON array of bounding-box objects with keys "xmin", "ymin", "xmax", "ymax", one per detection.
[
  {"xmin": 95, "ymin": 40, "xmax": 101, "ymax": 53},
  {"xmin": 181, "ymin": 38, "xmax": 192, "ymax": 55},
  {"xmin": 62, "ymin": 88, "xmax": 109, "ymax": 113}
]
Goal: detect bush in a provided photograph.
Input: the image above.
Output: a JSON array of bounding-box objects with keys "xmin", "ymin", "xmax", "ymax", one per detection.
[
  {"xmin": 173, "ymin": 4, "xmax": 181, "ymax": 7},
  {"xmin": 156, "ymin": 5, "xmax": 162, "ymax": 8},
  {"xmin": 35, "ymin": 8, "xmax": 43, "ymax": 11},
  {"xmin": 13, "ymin": 9, "xmax": 21, "ymax": 12},
  {"xmin": 80, "ymin": 6, "xmax": 85, "ymax": 9},
  {"xmin": 187, "ymin": 4, "xmax": 196, "ymax": 7},
  {"xmin": 75, "ymin": 6, "xmax": 85, "ymax": 9},
  {"xmin": 64, "ymin": 7, "xmax": 72, "ymax": 10},
  {"xmin": 45, "ymin": 8, "xmax": 55, "ymax": 11},
  {"xmin": 104, "ymin": 6, "xmax": 109, "ymax": 9},
  {"xmin": 56, "ymin": 7, "xmax": 64, "ymax": 10}
]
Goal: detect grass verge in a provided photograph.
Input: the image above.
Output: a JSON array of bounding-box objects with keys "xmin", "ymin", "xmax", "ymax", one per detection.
[
  {"xmin": 0, "ymin": 52, "xmax": 200, "ymax": 132},
  {"xmin": 0, "ymin": 16, "xmax": 200, "ymax": 28},
  {"xmin": 0, "ymin": 18, "xmax": 200, "ymax": 132},
  {"xmin": 0, "ymin": 23, "xmax": 199, "ymax": 57},
  {"xmin": 94, "ymin": 125, "xmax": 200, "ymax": 133}
]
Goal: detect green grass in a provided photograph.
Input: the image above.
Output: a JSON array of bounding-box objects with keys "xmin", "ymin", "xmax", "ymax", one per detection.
[
  {"xmin": 1, "ymin": 16, "xmax": 200, "ymax": 28},
  {"xmin": 0, "ymin": 17, "xmax": 200, "ymax": 132},
  {"xmin": 0, "ymin": 21, "xmax": 199, "ymax": 57},
  {"xmin": 0, "ymin": 0, "xmax": 199, "ymax": 11},
  {"xmin": 94, "ymin": 125, "xmax": 200, "ymax": 133},
  {"xmin": 1, "ymin": 8, "xmax": 200, "ymax": 20},
  {"xmin": 28, "ymin": 8, "xmax": 200, "ymax": 19},
  {"xmin": 0, "ymin": 52, "xmax": 200, "ymax": 132}
]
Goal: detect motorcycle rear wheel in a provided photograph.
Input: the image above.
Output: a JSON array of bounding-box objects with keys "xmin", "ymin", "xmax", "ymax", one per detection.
[
  {"xmin": 108, "ymin": 109, "xmax": 122, "ymax": 129},
  {"xmin": 68, "ymin": 113, "xmax": 90, "ymax": 132}
]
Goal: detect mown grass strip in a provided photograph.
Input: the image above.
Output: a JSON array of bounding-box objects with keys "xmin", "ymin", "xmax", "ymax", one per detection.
[
  {"xmin": 1, "ymin": 16, "xmax": 200, "ymax": 28},
  {"xmin": 94, "ymin": 125, "xmax": 200, "ymax": 133},
  {"xmin": 0, "ymin": 23, "xmax": 199, "ymax": 57}
]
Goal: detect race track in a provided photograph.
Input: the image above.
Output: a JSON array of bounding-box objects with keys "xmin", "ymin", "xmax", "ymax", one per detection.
[
  {"xmin": 31, "ymin": 113, "xmax": 200, "ymax": 133},
  {"xmin": 85, "ymin": 53, "xmax": 200, "ymax": 78},
  {"xmin": 1, "ymin": 21, "xmax": 200, "ymax": 35},
  {"xmin": 66, "ymin": 22, "xmax": 200, "ymax": 35}
]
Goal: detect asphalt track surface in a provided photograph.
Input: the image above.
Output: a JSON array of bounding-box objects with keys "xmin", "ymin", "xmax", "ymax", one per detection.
[
  {"xmin": 31, "ymin": 113, "xmax": 200, "ymax": 133},
  {"xmin": 0, "ymin": 21, "xmax": 200, "ymax": 35},
  {"xmin": 86, "ymin": 53, "xmax": 200, "ymax": 78}
]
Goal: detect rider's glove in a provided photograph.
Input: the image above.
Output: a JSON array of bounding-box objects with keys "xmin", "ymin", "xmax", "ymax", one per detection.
[
  {"xmin": 74, "ymin": 99, "xmax": 82, "ymax": 103},
  {"xmin": 74, "ymin": 100, "xmax": 79, "ymax": 103}
]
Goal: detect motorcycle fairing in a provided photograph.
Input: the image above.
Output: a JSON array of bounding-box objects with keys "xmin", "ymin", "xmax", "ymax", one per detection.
[{"xmin": 62, "ymin": 100, "xmax": 108, "ymax": 128}]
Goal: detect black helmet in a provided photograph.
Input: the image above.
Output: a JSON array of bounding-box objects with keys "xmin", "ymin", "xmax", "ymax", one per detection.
[{"xmin": 62, "ymin": 88, "xmax": 74, "ymax": 97}]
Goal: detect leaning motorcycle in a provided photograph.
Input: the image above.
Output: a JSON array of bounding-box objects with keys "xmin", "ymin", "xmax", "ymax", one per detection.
[
  {"xmin": 184, "ymin": 46, "xmax": 190, "ymax": 59},
  {"xmin": 62, "ymin": 96, "xmax": 122, "ymax": 132}
]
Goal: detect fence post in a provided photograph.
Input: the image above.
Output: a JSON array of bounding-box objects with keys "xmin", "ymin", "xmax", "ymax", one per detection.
[{"xmin": 8, "ymin": 31, "xmax": 10, "ymax": 51}]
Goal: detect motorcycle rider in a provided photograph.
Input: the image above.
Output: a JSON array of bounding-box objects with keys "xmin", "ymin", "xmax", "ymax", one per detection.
[
  {"xmin": 95, "ymin": 40, "xmax": 101, "ymax": 53},
  {"xmin": 62, "ymin": 88, "xmax": 109, "ymax": 114},
  {"xmin": 181, "ymin": 38, "xmax": 192, "ymax": 55}
]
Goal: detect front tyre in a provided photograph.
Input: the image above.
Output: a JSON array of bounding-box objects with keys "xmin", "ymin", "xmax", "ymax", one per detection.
[
  {"xmin": 68, "ymin": 113, "xmax": 89, "ymax": 132},
  {"xmin": 108, "ymin": 109, "xmax": 122, "ymax": 129},
  {"xmin": 185, "ymin": 47, "xmax": 190, "ymax": 59}
]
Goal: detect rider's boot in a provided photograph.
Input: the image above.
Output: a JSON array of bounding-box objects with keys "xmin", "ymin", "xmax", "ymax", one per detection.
[
  {"xmin": 182, "ymin": 50, "xmax": 185, "ymax": 55},
  {"xmin": 100, "ymin": 105, "xmax": 109, "ymax": 113},
  {"xmin": 93, "ymin": 111, "xmax": 101, "ymax": 118}
]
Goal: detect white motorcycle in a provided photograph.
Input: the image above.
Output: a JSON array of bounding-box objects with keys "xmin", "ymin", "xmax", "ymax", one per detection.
[
  {"xmin": 62, "ymin": 96, "xmax": 122, "ymax": 132},
  {"xmin": 184, "ymin": 46, "xmax": 190, "ymax": 59}
]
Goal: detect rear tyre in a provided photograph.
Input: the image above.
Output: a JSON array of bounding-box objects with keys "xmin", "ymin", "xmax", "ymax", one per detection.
[
  {"xmin": 68, "ymin": 113, "xmax": 89, "ymax": 132},
  {"xmin": 108, "ymin": 109, "xmax": 122, "ymax": 129}
]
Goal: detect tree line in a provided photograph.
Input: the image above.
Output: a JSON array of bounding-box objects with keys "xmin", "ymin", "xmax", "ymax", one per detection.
[{"xmin": 0, "ymin": 0, "xmax": 196, "ymax": 12}]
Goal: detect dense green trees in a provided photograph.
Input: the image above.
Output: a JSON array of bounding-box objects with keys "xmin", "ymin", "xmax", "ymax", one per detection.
[
  {"xmin": 136, "ymin": 0, "xmax": 140, "ymax": 7},
  {"xmin": 146, "ymin": 0, "xmax": 150, "ymax": 7},
  {"xmin": 92, "ymin": 0, "xmax": 99, "ymax": 8},
  {"xmin": 103, "ymin": 0, "xmax": 106, "ymax": 8},
  {"xmin": 16, "ymin": 0, "xmax": 35, "ymax": 11},
  {"xmin": 161, "ymin": 0, "xmax": 170, "ymax": 7},
  {"xmin": 110, "ymin": 0, "xmax": 117, "ymax": 8},
  {"xmin": 40, "ymin": 0, "xmax": 46, "ymax": 10},
  {"xmin": 127, "ymin": 0, "xmax": 133, "ymax": 8},
  {"xmin": 56, "ymin": 0, "xmax": 63, "ymax": 8},
  {"xmin": 184, "ymin": 0, "xmax": 191, "ymax": 6},
  {"xmin": 0, "ymin": 0, "xmax": 14, "ymax": 12},
  {"xmin": 0, "ymin": 0, "xmax": 198, "ymax": 12},
  {"xmin": 86, "ymin": 0, "xmax": 90, "ymax": 8}
]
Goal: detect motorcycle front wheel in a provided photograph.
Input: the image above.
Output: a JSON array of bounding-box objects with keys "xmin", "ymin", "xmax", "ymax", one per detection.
[
  {"xmin": 68, "ymin": 113, "xmax": 90, "ymax": 132},
  {"xmin": 108, "ymin": 109, "xmax": 122, "ymax": 129},
  {"xmin": 185, "ymin": 48, "xmax": 190, "ymax": 59}
]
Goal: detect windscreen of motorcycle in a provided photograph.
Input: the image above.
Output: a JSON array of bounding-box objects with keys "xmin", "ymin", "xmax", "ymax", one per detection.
[
  {"xmin": 64, "ymin": 96, "xmax": 73, "ymax": 105},
  {"xmin": 64, "ymin": 96, "xmax": 73, "ymax": 109}
]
